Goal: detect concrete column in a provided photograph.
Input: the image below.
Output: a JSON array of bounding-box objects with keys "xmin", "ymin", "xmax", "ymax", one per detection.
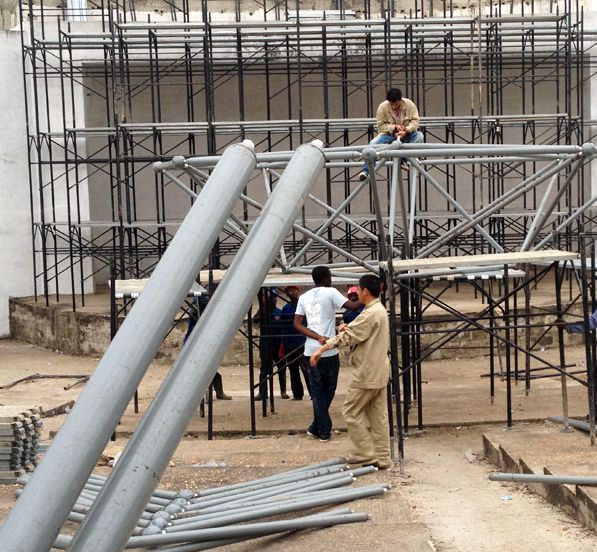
[{"xmin": 0, "ymin": 31, "xmax": 32, "ymax": 337}]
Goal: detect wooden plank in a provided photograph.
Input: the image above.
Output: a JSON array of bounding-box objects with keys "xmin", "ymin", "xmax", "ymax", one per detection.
[
  {"xmin": 113, "ymin": 279, "xmax": 207, "ymax": 298},
  {"xmin": 112, "ymin": 270, "xmax": 358, "ymax": 296},
  {"xmin": 380, "ymin": 249, "xmax": 578, "ymax": 272},
  {"xmin": 200, "ymin": 269, "xmax": 358, "ymax": 287}
]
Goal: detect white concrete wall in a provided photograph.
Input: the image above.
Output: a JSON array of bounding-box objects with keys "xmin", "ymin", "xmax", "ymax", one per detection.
[{"xmin": 0, "ymin": 31, "xmax": 33, "ymax": 336}]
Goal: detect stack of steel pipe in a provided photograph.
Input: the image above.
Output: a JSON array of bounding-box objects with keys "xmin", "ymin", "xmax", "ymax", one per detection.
[
  {"xmin": 17, "ymin": 458, "xmax": 388, "ymax": 550},
  {"xmin": 0, "ymin": 406, "xmax": 42, "ymax": 482}
]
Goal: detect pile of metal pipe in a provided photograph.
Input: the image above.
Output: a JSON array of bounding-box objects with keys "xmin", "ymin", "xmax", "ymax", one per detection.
[{"xmin": 16, "ymin": 458, "xmax": 388, "ymax": 550}]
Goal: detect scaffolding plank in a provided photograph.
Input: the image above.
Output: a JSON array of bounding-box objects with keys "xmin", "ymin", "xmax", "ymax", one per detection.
[
  {"xmin": 112, "ymin": 280, "xmax": 207, "ymax": 299},
  {"xmin": 380, "ymin": 250, "xmax": 577, "ymax": 272}
]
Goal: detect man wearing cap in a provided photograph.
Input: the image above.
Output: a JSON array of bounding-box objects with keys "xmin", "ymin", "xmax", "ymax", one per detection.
[
  {"xmin": 310, "ymin": 274, "xmax": 392, "ymax": 469},
  {"xmin": 280, "ymin": 285, "xmax": 310, "ymax": 400},
  {"xmin": 343, "ymin": 286, "xmax": 364, "ymax": 325},
  {"xmin": 294, "ymin": 266, "xmax": 363, "ymax": 442}
]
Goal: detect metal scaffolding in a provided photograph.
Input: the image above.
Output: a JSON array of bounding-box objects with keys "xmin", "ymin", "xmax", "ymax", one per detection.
[{"xmin": 19, "ymin": 0, "xmax": 596, "ymax": 308}]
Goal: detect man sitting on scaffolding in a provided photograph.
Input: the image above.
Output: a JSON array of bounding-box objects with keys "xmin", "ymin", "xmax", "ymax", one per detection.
[{"xmin": 358, "ymin": 87, "xmax": 424, "ymax": 181}]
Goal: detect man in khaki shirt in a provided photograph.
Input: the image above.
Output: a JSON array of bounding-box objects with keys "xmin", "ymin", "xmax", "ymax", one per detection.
[
  {"xmin": 358, "ymin": 87, "xmax": 424, "ymax": 181},
  {"xmin": 310, "ymin": 274, "xmax": 392, "ymax": 469}
]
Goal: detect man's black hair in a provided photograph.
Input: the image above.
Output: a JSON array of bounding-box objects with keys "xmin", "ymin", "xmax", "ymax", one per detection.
[
  {"xmin": 312, "ymin": 265, "xmax": 331, "ymax": 286},
  {"xmin": 386, "ymin": 88, "xmax": 403, "ymax": 102},
  {"xmin": 359, "ymin": 274, "xmax": 381, "ymax": 298}
]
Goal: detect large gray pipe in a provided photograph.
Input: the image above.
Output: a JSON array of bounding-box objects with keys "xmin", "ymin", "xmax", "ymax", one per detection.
[
  {"xmin": 0, "ymin": 141, "xmax": 257, "ymax": 552},
  {"xmin": 489, "ymin": 472, "xmax": 597, "ymax": 486},
  {"xmin": 67, "ymin": 141, "xmax": 326, "ymax": 552},
  {"xmin": 548, "ymin": 416, "xmax": 590, "ymax": 433}
]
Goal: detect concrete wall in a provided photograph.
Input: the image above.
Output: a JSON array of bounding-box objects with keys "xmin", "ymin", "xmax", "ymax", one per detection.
[{"xmin": 0, "ymin": 31, "xmax": 33, "ymax": 337}]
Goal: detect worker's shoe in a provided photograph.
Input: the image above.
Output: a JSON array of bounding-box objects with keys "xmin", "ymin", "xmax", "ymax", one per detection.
[
  {"xmin": 346, "ymin": 456, "xmax": 375, "ymax": 467},
  {"xmin": 216, "ymin": 392, "xmax": 232, "ymax": 400},
  {"xmin": 372, "ymin": 459, "xmax": 394, "ymax": 470},
  {"xmin": 358, "ymin": 171, "xmax": 368, "ymax": 182},
  {"xmin": 280, "ymin": 392, "xmax": 290, "ymax": 399}
]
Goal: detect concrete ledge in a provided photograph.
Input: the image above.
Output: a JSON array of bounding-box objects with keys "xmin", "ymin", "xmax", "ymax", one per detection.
[
  {"xmin": 9, "ymin": 292, "xmax": 582, "ymax": 362},
  {"xmin": 9, "ymin": 297, "xmax": 248, "ymax": 364},
  {"xmin": 9, "ymin": 299, "xmax": 110, "ymax": 357},
  {"xmin": 483, "ymin": 432, "xmax": 597, "ymax": 533}
]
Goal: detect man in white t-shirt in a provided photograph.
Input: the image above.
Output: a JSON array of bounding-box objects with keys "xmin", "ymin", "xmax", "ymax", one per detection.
[{"xmin": 294, "ymin": 266, "xmax": 362, "ymax": 441}]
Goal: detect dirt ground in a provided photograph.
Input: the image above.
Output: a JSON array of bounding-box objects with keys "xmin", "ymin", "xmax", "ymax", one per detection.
[{"xmin": 1, "ymin": 337, "xmax": 596, "ymax": 550}]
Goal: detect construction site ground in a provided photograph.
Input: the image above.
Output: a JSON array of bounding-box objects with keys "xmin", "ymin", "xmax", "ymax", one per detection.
[{"xmin": 1, "ymin": 335, "xmax": 597, "ymax": 551}]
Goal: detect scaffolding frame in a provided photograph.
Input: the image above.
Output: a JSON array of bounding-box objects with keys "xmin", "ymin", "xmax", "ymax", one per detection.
[{"xmin": 19, "ymin": 0, "xmax": 596, "ymax": 309}]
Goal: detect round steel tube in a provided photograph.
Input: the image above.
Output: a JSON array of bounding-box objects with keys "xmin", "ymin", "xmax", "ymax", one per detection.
[
  {"xmin": 174, "ymin": 484, "xmax": 362, "ymax": 522},
  {"xmin": 88, "ymin": 473, "xmax": 185, "ymax": 500},
  {"xmin": 489, "ymin": 472, "xmax": 597, "ymax": 486},
  {"xmin": 90, "ymin": 462, "xmax": 347, "ymax": 506},
  {"xmin": 188, "ymin": 463, "xmax": 348, "ymax": 502},
  {"xmin": 548, "ymin": 416, "xmax": 590, "ymax": 433},
  {"xmin": 184, "ymin": 470, "xmax": 354, "ymax": 513},
  {"xmin": 0, "ymin": 142, "xmax": 257, "ymax": 552},
  {"xmin": 81, "ymin": 481, "xmax": 173, "ymax": 507},
  {"xmin": 417, "ymin": 157, "xmax": 572, "ymax": 258},
  {"xmin": 55, "ymin": 512, "xmax": 369, "ymax": 550},
  {"xmin": 170, "ymin": 474, "xmax": 375, "ymax": 525},
  {"xmin": 378, "ymin": 144, "xmax": 590, "ymax": 158},
  {"xmin": 74, "ymin": 483, "xmax": 169, "ymax": 512},
  {"xmin": 68, "ymin": 142, "xmax": 326, "ymax": 552},
  {"xmin": 177, "ymin": 472, "xmax": 353, "ymax": 512},
  {"xmin": 169, "ymin": 488, "xmax": 351, "ymax": 526},
  {"xmin": 134, "ymin": 510, "xmax": 372, "ymax": 549},
  {"xmin": 160, "ymin": 484, "xmax": 387, "ymax": 537},
  {"xmin": 151, "ymin": 510, "xmax": 359, "ymax": 552}
]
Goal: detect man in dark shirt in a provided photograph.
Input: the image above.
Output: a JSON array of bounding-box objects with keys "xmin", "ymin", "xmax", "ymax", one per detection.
[{"xmin": 280, "ymin": 285, "xmax": 310, "ymax": 400}]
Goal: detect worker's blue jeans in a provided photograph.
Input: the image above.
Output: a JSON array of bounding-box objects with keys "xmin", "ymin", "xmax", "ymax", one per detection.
[
  {"xmin": 361, "ymin": 130, "xmax": 424, "ymax": 175},
  {"xmin": 306, "ymin": 354, "xmax": 340, "ymax": 440}
]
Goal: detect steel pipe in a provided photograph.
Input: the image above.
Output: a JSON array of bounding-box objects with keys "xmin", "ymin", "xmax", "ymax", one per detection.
[
  {"xmin": 0, "ymin": 141, "xmax": 257, "ymax": 552},
  {"xmin": 159, "ymin": 484, "xmax": 386, "ymax": 537},
  {"xmin": 176, "ymin": 473, "xmax": 356, "ymax": 522},
  {"xmin": 148, "ymin": 510, "xmax": 360, "ymax": 552},
  {"xmin": 54, "ymin": 511, "xmax": 370, "ymax": 550},
  {"xmin": 67, "ymin": 142, "xmax": 326, "ymax": 552},
  {"xmin": 489, "ymin": 472, "xmax": 597, "ymax": 486},
  {"xmin": 187, "ymin": 472, "xmax": 352, "ymax": 511},
  {"xmin": 548, "ymin": 416, "xmax": 591, "ymax": 433}
]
